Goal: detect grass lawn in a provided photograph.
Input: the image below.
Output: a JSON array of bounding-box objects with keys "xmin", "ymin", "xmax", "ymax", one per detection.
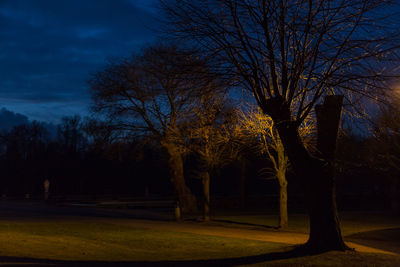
[
  {"xmin": 0, "ymin": 219, "xmax": 286, "ymax": 262},
  {"xmin": 214, "ymin": 212, "xmax": 400, "ymax": 236},
  {"xmin": 0, "ymin": 212, "xmax": 398, "ymax": 266}
]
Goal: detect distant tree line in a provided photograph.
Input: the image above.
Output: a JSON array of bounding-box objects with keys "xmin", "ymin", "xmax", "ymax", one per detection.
[
  {"xmin": 0, "ymin": 100, "xmax": 397, "ymax": 216},
  {"xmin": 0, "ymin": 100, "xmax": 398, "ymax": 216}
]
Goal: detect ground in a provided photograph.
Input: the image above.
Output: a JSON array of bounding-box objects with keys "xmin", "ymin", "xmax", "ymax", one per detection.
[{"xmin": 0, "ymin": 200, "xmax": 398, "ymax": 266}]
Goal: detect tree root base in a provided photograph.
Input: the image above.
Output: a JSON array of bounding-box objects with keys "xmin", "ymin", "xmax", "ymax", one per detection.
[{"xmin": 292, "ymin": 241, "xmax": 353, "ymax": 255}]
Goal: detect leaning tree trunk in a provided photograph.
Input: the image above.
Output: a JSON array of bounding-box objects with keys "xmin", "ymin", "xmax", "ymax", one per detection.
[
  {"xmin": 267, "ymin": 95, "xmax": 348, "ymax": 252},
  {"xmin": 202, "ymin": 171, "xmax": 211, "ymax": 221},
  {"xmin": 162, "ymin": 142, "xmax": 198, "ymax": 214},
  {"xmin": 277, "ymin": 171, "xmax": 288, "ymax": 229}
]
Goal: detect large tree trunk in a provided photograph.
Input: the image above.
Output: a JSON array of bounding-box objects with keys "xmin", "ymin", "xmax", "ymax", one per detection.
[
  {"xmin": 266, "ymin": 96, "xmax": 348, "ymax": 252},
  {"xmin": 304, "ymin": 159, "xmax": 346, "ymax": 251},
  {"xmin": 162, "ymin": 142, "xmax": 198, "ymax": 214},
  {"xmin": 278, "ymin": 127, "xmax": 347, "ymax": 252},
  {"xmin": 277, "ymin": 171, "xmax": 288, "ymax": 229},
  {"xmin": 202, "ymin": 171, "xmax": 211, "ymax": 221}
]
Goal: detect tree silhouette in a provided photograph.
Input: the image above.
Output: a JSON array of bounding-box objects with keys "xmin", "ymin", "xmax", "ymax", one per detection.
[
  {"xmin": 90, "ymin": 44, "xmax": 220, "ymax": 214},
  {"xmin": 373, "ymin": 97, "xmax": 400, "ymax": 214},
  {"xmin": 186, "ymin": 92, "xmax": 238, "ymax": 221},
  {"xmin": 238, "ymin": 105, "xmax": 314, "ymax": 228},
  {"xmin": 162, "ymin": 0, "xmax": 400, "ymax": 251},
  {"xmin": 57, "ymin": 115, "xmax": 87, "ymax": 155}
]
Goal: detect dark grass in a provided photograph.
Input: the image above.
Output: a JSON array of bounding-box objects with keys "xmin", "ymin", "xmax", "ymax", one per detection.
[{"xmin": 0, "ymin": 202, "xmax": 399, "ymax": 266}]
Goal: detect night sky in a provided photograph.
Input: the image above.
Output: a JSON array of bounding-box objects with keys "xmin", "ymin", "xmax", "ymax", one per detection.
[{"xmin": 0, "ymin": 0, "xmax": 159, "ymax": 123}]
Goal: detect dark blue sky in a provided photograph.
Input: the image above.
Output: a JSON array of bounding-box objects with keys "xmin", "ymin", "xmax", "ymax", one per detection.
[{"xmin": 0, "ymin": 0, "xmax": 159, "ymax": 123}]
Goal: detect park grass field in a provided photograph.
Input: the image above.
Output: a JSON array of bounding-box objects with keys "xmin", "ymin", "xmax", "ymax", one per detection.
[
  {"xmin": 0, "ymin": 210, "xmax": 398, "ymax": 266},
  {"xmin": 215, "ymin": 212, "xmax": 400, "ymax": 236},
  {"xmin": 0, "ymin": 219, "xmax": 287, "ymax": 262},
  {"xmin": 0, "ymin": 202, "xmax": 400, "ymax": 266}
]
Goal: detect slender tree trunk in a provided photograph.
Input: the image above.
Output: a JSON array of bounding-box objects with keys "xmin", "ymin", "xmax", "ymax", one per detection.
[
  {"xmin": 277, "ymin": 172, "xmax": 288, "ymax": 228},
  {"xmin": 162, "ymin": 143, "xmax": 197, "ymax": 214},
  {"xmin": 202, "ymin": 171, "xmax": 211, "ymax": 221}
]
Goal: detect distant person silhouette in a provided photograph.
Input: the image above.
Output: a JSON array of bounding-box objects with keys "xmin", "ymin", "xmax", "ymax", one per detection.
[{"xmin": 44, "ymin": 179, "xmax": 50, "ymax": 201}]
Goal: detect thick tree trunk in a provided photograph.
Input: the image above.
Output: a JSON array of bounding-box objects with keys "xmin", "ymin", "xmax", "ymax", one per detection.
[
  {"xmin": 265, "ymin": 96, "xmax": 348, "ymax": 252},
  {"xmin": 202, "ymin": 172, "xmax": 211, "ymax": 221},
  {"xmin": 162, "ymin": 143, "xmax": 198, "ymax": 214},
  {"xmin": 279, "ymin": 129, "xmax": 347, "ymax": 252},
  {"xmin": 305, "ymin": 95, "xmax": 347, "ymax": 251},
  {"xmin": 303, "ymin": 160, "xmax": 346, "ymax": 251},
  {"xmin": 277, "ymin": 172, "xmax": 288, "ymax": 229}
]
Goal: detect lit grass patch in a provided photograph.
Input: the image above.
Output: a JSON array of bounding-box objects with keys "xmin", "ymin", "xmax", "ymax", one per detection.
[
  {"xmin": 0, "ymin": 215, "xmax": 398, "ymax": 266},
  {"xmin": 215, "ymin": 214, "xmax": 310, "ymax": 232},
  {"xmin": 0, "ymin": 219, "xmax": 287, "ymax": 261},
  {"xmin": 215, "ymin": 212, "xmax": 400, "ymax": 236}
]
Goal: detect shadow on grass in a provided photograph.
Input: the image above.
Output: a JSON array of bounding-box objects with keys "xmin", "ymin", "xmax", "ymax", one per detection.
[
  {"xmin": 0, "ymin": 246, "xmax": 315, "ymax": 266},
  {"xmin": 346, "ymin": 227, "xmax": 400, "ymax": 254},
  {"xmin": 213, "ymin": 219, "xmax": 277, "ymax": 229}
]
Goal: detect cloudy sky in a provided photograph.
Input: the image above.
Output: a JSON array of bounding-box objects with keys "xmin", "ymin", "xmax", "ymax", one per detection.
[{"xmin": 0, "ymin": 0, "xmax": 159, "ymax": 123}]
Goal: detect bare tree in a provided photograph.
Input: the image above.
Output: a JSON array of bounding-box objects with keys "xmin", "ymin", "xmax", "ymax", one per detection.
[
  {"xmin": 57, "ymin": 115, "xmax": 87, "ymax": 155},
  {"xmin": 90, "ymin": 44, "xmax": 216, "ymax": 214},
  {"xmin": 2, "ymin": 122, "xmax": 49, "ymax": 161},
  {"xmin": 373, "ymin": 98, "xmax": 400, "ymax": 214},
  {"xmin": 162, "ymin": 0, "xmax": 400, "ymax": 251},
  {"xmin": 238, "ymin": 105, "xmax": 314, "ymax": 228},
  {"xmin": 187, "ymin": 91, "xmax": 238, "ymax": 221}
]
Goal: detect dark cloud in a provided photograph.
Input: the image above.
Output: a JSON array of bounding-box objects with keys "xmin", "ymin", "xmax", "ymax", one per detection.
[
  {"xmin": 0, "ymin": 107, "xmax": 58, "ymax": 139},
  {"xmin": 0, "ymin": 107, "xmax": 29, "ymax": 131},
  {"xmin": 0, "ymin": 0, "xmax": 158, "ymax": 123}
]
